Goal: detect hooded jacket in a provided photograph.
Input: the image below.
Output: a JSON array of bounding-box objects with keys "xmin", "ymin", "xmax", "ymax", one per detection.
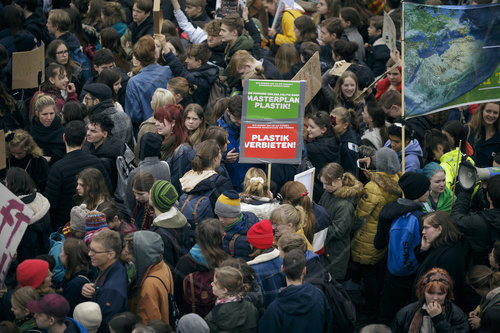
[
  {"xmin": 223, "ymin": 212, "xmax": 260, "ymax": 261},
  {"xmin": 273, "ymin": 4, "xmax": 304, "ymax": 46},
  {"xmin": 89, "ymin": 99, "xmax": 134, "ymax": 149},
  {"xmin": 351, "ymin": 172, "xmax": 401, "ymax": 265},
  {"xmin": 439, "ymin": 147, "xmax": 474, "ymax": 190},
  {"xmin": 478, "ymin": 286, "xmax": 500, "ymax": 332},
  {"xmin": 205, "ymin": 299, "xmax": 259, "ymax": 333},
  {"xmin": 319, "ymin": 179, "xmax": 363, "ymax": 280},
  {"xmin": 129, "ymin": 231, "xmax": 173, "ymax": 324},
  {"xmin": 258, "ymin": 282, "xmax": 331, "ymax": 332},
  {"xmin": 57, "ymin": 32, "xmax": 81, "ymax": 53},
  {"xmin": 240, "ymin": 195, "xmax": 280, "ymax": 221},
  {"xmin": 247, "ymin": 248, "xmax": 285, "ymax": 307},
  {"xmin": 23, "ymin": 12, "xmax": 51, "ymax": 46},
  {"xmin": 384, "ymin": 139, "xmax": 422, "ymax": 173},
  {"xmin": 180, "ymin": 170, "xmax": 234, "ymax": 203},
  {"xmin": 150, "ymin": 207, "xmax": 190, "ymax": 271}
]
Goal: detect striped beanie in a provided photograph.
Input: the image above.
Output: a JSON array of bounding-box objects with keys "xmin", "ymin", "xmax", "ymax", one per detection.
[
  {"xmin": 214, "ymin": 191, "xmax": 241, "ymax": 218},
  {"xmin": 85, "ymin": 211, "xmax": 108, "ymax": 232},
  {"xmin": 150, "ymin": 180, "xmax": 178, "ymax": 213}
]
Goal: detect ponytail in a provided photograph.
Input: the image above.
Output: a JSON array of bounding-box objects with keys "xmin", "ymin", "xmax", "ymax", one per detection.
[{"xmin": 466, "ymin": 265, "xmax": 500, "ymax": 291}]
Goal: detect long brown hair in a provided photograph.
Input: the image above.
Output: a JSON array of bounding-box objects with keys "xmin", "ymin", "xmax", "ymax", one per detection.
[
  {"xmin": 196, "ymin": 218, "xmax": 228, "ymax": 269},
  {"xmin": 468, "ymin": 102, "xmax": 500, "ymax": 142},
  {"xmin": 280, "ymin": 182, "xmax": 316, "ymax": 244},
  {"xmin": 62, "ymin": 238, "xmax": 90, "ymax": 279},
  {"xmin": 191, "ymin": 139, "xmax": 220, "ymax": 172},
  {"xmin": 46, "ymin": 39, "xmax": 81, "ymax": 79},
  {"xmin": 275, "ymin": 43, "xmax": 298, "ymax": 74},
  {"xmin": 421, "ymin": 211, "xmax": 462, "ymax": 248},
  {"xmin": 75, "ymin": 168, "xmax": 111, "ymax": 210}
]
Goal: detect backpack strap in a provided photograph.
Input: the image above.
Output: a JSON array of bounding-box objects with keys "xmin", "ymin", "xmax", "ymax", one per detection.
[
  {"xmin": 193, "ymin": 196, "xmax": 206, "ymax": 226},
  {"xmin": 146, "ymin": 275, "xmax": 171, "ymax": 294},
  {"xmin": 229, "ymin": 233, "xmax": 240, "ymax": 257},
  {"xmin": 189, "ymin": 274, "xmax": 196, "ymax": 313},
  {"xmin": 180, "ymin": 195, "xmax": 193, "ymax": 213},
  {"xmin": 77, "ymin": 275, "xmax": 91, "ymax": 283}
]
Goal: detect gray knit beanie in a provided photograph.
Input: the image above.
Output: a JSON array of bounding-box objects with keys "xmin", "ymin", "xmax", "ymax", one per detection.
[
  {"xmin": 70, "ymin": 204, "xmax": 89, "ymax": 233},
  {"xmin": 177, "ymin": 313, "xmax": 209, "ymax": 333},
  {"xmin": 375, "ymin": 147, "xmax": 400, "ymax": 174}
]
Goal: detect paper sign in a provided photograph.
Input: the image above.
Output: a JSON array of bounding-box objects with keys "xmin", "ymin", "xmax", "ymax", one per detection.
[
  {"xmin": 329, "ymin": 60, "xmax": 352, "ymax": 76},
  {"xmin": 0, "ymin": 183, "xmax": 34, "ymax": 286},
  {"xmin": 292, "ymin": 52, "xmax": 321, "ymax": 106},
  {"xmin": 383, "ymin": 12, "xmax": 397, "ymax": 52},
  {"xmin": 153, "ymin": 0, "xmax": 163, "ymax": 34},
  {"xmin": 216, "ymin": 0, "xmax": 245, "ymax": 18},
  {"xmin": 0, "ymin": 131, "xmax": 5, "ymax": 170},
  {"xmin": 12, "ymin": 43, "xmax": 45, "ymax": 90},
  {"xmin": 294, "ymin": 167, "xmax": 315, "ymax": 200}
]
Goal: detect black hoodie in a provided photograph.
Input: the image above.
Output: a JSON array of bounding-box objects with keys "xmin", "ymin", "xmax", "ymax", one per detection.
[
  {"xmin": 129, "ymin": 14, "xmax": 154, "ymax": 44},
  {"xmin": 24, "ymin": 12, "xmax": 51, "ymax": 45}
]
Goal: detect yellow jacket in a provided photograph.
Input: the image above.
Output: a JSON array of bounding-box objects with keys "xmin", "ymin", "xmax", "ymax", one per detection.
[
  {"xmin": 440, "ymin": 147, "xmax": 475, "ymax": 190},
  {"xmin": 275, "ymin": 9, "xmax": 303, "ymax": 46},
  {"xmin": 351, "ymin": 172, "xmax": 401, "ymax": 265}
]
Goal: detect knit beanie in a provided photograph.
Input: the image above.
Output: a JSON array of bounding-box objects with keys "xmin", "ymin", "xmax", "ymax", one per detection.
[
  {"xmin": 150, "ymin": 180, "xmax": 178, "ymax": 213},
  {"xmin": 73, "ymin": 302, "xmax": 102, "ymax": 333},
  {"xmin": 70, "ymin": 204, "xmax": 89, "ymax": 233},
  {"xmin": 85, "ymin": 211, "xmax": 108, "ymax": 233},
  {"xmin": 139, "ymin": 132, "xmax": 162, "ymax": 160},
  {"xmin": 17, "ymin": 259, "xmax": 49, "ymax": 288},
  {"xmin": 375, "ymin": 147, "xmax": 400, "ymax": 174},
  {"xmin": 247, "ymin": 220, "xmax": 274, "ymax": 249},
  {"xmin": 214, "ymin": 191, "xmax": 241, "ymax": 218},
  {"xmin": 420, "ymin": 162, "xmax": 445, "ymax": 179},
  {"xmin": 398, "ymin": 172, "xmax": 430, "ymax": 200},
  {"xmin": 177, "ymin": 313, "xmax": 209, "ymax": 333}
]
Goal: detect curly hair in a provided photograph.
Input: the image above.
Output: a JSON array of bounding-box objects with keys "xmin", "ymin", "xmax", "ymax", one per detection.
[{"xmin": 7, "ymin": 129, "xmax": 43, "ymax": 158}]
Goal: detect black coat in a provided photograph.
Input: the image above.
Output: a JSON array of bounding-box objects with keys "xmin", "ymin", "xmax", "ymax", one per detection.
[
  {"xmin": 0, "ymin": 155, "xmax": 49, "ymax": 193},
  {"xmin": 44, "ymin": 150, "xmax": 110, "ymax": 229},
  {"xmin": 129, "ymin": 14, "xmax": 154, "ymax": 44},
  {"xmin": 29, "ymin": 116, "xmax": 66, "ymax": 165},
  {"xmin": 23, "ymin": 11, "xmax": 51, "ymax": 46}
]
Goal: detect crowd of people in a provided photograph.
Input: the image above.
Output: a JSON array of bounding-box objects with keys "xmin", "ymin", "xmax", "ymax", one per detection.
[{"xmin": 0, "ymin": 0, "xmax": 499, "ymax": 332}]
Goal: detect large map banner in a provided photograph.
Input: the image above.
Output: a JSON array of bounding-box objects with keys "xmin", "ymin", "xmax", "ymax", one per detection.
[{"xmin": 404, "ymin": 3, "xmax": 500, "ymax": 117}]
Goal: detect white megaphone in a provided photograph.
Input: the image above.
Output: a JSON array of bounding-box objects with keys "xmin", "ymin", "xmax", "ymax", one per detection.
[{"xmin": 458, "ymin": 162, "xmax": 500, "ymax": 189}]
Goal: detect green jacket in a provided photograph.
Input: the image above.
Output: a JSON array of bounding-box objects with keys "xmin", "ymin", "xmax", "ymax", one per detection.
[
  {"xmin": 425, "ymin": 187, "xmax": 456, "ymax": 213},
  {"xmin": 205, "ymin": 300, "xmax": 259, "ymax": 333},
  {"xmin": 221, "ymin": 34, "xmax": 254, "ymax": 88}
]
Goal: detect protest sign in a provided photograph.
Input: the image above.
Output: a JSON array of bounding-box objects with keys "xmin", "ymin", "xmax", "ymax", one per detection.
[
  {"xmin": 383, "ymin": 12, "xmax": 397, "ymax": 52},
  {"xmin": 0, "ymin": 130, "xmax": 5, "ymax": 170},
  {"xmin": 292, "ymin": 51, "xmax": 321, "ymax": 106},
  {"xmin": 294, "ymin": 167, "xmax": 315, "ymax": 200},
  {"xmin": 216, "ymin": 0, "xmax": 246, "ymax": 17},
  {"xmin": 12, "ymin": 44, "xmax": 45, "ymax": 90},
  {"xmin": 153, "ymin": 0, "xmax": 163, "ymax": 34},
  {"xmin": 240, "ymin": 79, "xmax": 306, "ymax": 164},
  {"xmin": 0, "ymin": 183, "xmax": 34, "ymax": 286}
]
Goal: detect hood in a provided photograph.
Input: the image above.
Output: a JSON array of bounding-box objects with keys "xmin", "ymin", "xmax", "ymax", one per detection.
[
  {"xmin": 153, "ymin": 207, "xmax": 188, "ymax": 228},
  {"xmin": 227, "ymin": 34, "xmax": 253, "ymax": 58},
  {"xmin": 113, "ymin": 22, "xmax": 128, "ymax": 36},
  {"xmin": 276, "ymin": 283, "xmax": 318, "ymax": 315},
  {"xmin": 380, "ymin": 198, "xmax": 422, "ymax": 221},
  {"xmin": 189, "ymin": 244, "xmax": 209, "ymax": 268},
  {"xmin": 58, "ymin": 32, "xmax": 81, "ymax": 52},
  {"xmin": 19, "ymin": 192, "xmax": 50, "ymax": 225},
  {"xmin": 134, "ymin": 231, "xmax": 164, "ymax": 284},
  {"xmin": 247, "ymin": 248, "xmax": 281, "ymax": 265},
  {"xmin": 480, "ymin": 208, "xmax": 500, "ymax": 234},
  {"xmin": 334, "ymin": 179, "xmax": 363, "ymax": 199},
  {"xmin": 49, "ymin": 231, "xmax": 65, "ymax": 247},
  {"xmin": 180, "ymin": 170, "xmax": 218, "ymax": 192},
  {"xmin": 87, "ymin": 135, "xmax": 125, "ymax": 158},
  {"xmin": 370, "ymin": 172, "xmax": 402, "ymax": 197},
  {"xmin": 89, "ymin": 99, "xmax": 115, "ymax": 116},
  {"xmin": 486, "ymin": 286, "xmax": 500, "ymax": 303}
]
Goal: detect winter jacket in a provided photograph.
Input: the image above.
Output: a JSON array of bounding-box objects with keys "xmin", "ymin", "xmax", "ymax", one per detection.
[
  {"xmin": 222, "ymin": 34, "xmax": 254, "ymax": 88},
  {"xmin": 240, "ymin": 195, "xmax": 280, "ymax": 221},
  {"xmin": 44, "ymin": 150, "xmax": 110, "ymax": 229},
  {"xmin": 0, "ymin": 28, "xmax": 36, "ymax": 56},
  {"xmin": 247, "ymin": 248, "xmax": 285, "ymax": 307},
  {"xmin": 425, "ymin": 187, "xmax": 455, "ymax": 213},
  {"xmin": 129, "ymin": 14, "xmax": 154, "ymax": 44},
  {"xmin": 150, "ymin": 207, "xmax": 190, "ymax": 271},
  {"xmin": 165, "ymin": 143, "xmax": 193, "ymax": 195},
  {"xmin": 467, "ymin": 126, "xmax": 500, "ymax": 168},
  {"xmin": 62, "ymin": 317, "xmax": 88, "ymax": 333},
  {"xmin": 478, "ymin": 286, "xmax": 500, "ymax": 333},
  {"xmin": 217, "ymin": 112, "xmax": 253, "ymax": 191},
  {"xmin": 312, "ymin": 202, "xmax": 330, "ymax": 255},
  {"xmin": 362, "ymin": 127, "xmax": 385, "ymax": 149},
  {"xmin": 88, "ymin": 99, "xmax": 134, "ymax": 149},
  {"xmin": 258, "ymin": 282, "xmax": 331, "ymax": 333},
  {"xmin": 351, "ymin": 172, "xmax": 401, "ymax": 265},
  {"xmin": 17, "ymin": 192, "xmax": 51, "ymax": 261},
  {"xmin": 1, "ymin": 155, "xmax": 49, "ymax": 194},
  {"xmin": 223, "ymin": 212, "xmax": 259, "ymax": 261},
  {"xmin": 274, "ymin": 7, "xmax": 303, "ymax": 46},
  {"xmin": 451, "ymin": 190, "xmax": 500, "ymax": 257},
  {"xmin": 392, "ymin": 301, "xmax": 469, "ymax": 333},
  {"xmin": 180, "ymin": 170, "xmax": 234, "ymax": 203},
  {"xmin": 440, "ymin": 148, "xmax": 475, "ymax": 190},
  {"xmin": 30, "ymin": 88, "xmax": 78, "ymax": 117},
  {"xmin": 129, "ymin": 231, "xmax": 174, "ymax": 324},
  {"xmin": 319, "ymin": 180, "xmax": 363, "ymax": 280},
  {"xmin": 205, "ymin": 299, "xmax": 259, "ymax": 333},
  {"xmin": 375, "ymin": 76, "xmax": 401, "ymax": 101},
  {"xmin": 344, "ymin": 27, "xmax": 365, "ymax": 62},
  {"xmin": 125, "ymin": 64, "xmax": 173, "ymax": 127},
  {"xmin": 162, "ymin": 51, "xmax": 218, "ymax": 106},
  {"xmin": 29, "ymin": 116, "xmax": 66, "ymax": 165},
  {"xmin": 62, "ymin": 270, "xmax": 92, "ymax": 316},
  {"xmin": 384, "ymin": 138, "xmax": 422, "ymax": 173},
  {"xmin": 339, "ymin": 128, "xmax": 361, "ymax": 177},
  {"xmin": 23, "ymin": 12, "xmax": 51, "ymax": 46},
  {"xmin": 365, "ymin": 36, "xmax": 390, "ymax": 76},
  {"xmin": 92, "ymin": 259, "xmax": 128, "ymax": 332}
]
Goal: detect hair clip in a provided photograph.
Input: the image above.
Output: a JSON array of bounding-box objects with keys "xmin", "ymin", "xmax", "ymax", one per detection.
[
  {"xmin": 250, "ymin": 177, "xmax": 264, "ymax": 185},
  {"xmin": 300, "ymin": 191, "xmax": 309, "ymax": 197},
  {"xmin": 330, "ymin": 115, "xmax": 336, "ymax": 126},
  {"xmin": 5, "ymin": 132, "xmax": 15, "ymax": 142}
]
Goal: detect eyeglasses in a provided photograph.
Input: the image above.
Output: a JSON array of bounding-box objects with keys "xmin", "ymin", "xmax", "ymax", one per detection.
[
  {"xmin": 56, "ymin": 50, "xmax": 69, "ymax": 56},
  {"xmin": 89, "ymin": 248, "xmax": 110, "ymax": 255}
]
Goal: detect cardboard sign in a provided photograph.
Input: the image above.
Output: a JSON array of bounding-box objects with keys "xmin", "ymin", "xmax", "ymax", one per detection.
[
  {"xmin": 215, "ymin": 0, "xmax": 246, "ymax": 18},
  {"xmin": 329, "ymin": 60, "xmax": 352, "ymax": 77},
  {"xmin": 0, "ymin": 183, "xmax": 34, "ymax": 286},
  {"xmin": 383, "ymin": 12, "xmax": 397, "ymax": 52},
  {"xmin": 240, "ymin": 79, "xmax": 306, "ymax": 164},
  {"xmin": 294, "ymin": 167, "xmax": 315, "ymax": 200},
  {"xmin": 0, "ymin": 130, "xmax": 5, "ymax": 170},
  {"xmin": 12, "ymin": 43, "xmax": 45, "ymax": 90},
  {"xmin": 292, "ymin": 52, "xmax": 321, "ymax": 106},
  {"xmin": 153, "ymin": 0, "xmax": 163, "ymax": 34}
]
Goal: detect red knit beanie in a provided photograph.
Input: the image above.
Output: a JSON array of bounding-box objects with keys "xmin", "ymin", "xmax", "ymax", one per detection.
[
  {"xmin": 247, "ymin": 220, "xmax": 274, "ymax": 249},
  {"xmin": 17, "ymin": 259, "xmax": 49, "ymax": 288}
]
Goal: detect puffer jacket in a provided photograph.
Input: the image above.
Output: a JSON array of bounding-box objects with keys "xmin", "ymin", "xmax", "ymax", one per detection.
[
  {"xmin": 351, "ymin": 171, "xmax": 401, "ymax": 265},
  {"xmin": 319, "ymin": 180, "xmax": 363, "ymax": 280}
]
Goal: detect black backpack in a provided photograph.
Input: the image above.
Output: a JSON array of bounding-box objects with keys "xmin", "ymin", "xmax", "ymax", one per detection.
[{"xmin": 309, "ymin": 273, "xmax": 356, "ymax": 333}]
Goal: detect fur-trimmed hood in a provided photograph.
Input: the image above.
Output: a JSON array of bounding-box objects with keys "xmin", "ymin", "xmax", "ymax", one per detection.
[
  {"xmin": 334, "ymin": 179, "xmax": 364, "ymax": 199},
  {"xmin": 19, "ymin": 192, "xmax": 50, "ymax": 225},
  {"xmin": 247, "ymin": 248, "xmax": 281, "ymax": 266},
  {"xmin": 370, "ymin": 172, "xmax": 402, "ymax": 197}
]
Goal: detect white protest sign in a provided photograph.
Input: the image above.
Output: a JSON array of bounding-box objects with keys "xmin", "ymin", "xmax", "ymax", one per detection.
[
  {"xmin": 294, "ymin": 167, "xmax": 315, "ymax": 200},
  {"xmin": 383, "ymin": 12, "xmax": 397, "ymax": 52},
  {"xmin": 0, "ymin": 183, "xmax": 33, "ymax": 286}
]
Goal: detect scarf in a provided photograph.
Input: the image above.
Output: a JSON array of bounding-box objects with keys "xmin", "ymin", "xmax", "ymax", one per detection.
[
  {"xmin": 215, "ymin": 295, "xmax": 242, "ymax": 306},
  {"xmin": 189, "ymin": 244, "xmax": 208, "ymax": 266},
  {"xmin": 409, "ymin": 301, "xmax": 447, "ymax": 333}
]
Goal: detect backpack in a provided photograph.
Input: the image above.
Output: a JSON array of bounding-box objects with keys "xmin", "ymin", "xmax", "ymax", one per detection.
[
  {"xmin": 70, "ymin": 47, "xmax": 92, "ymax": 80},
  {"xmin": 205, "ymin": 77, "xmax": 230, "ymax": 122},
  {"xmin": 309, "ymin": 273, "xmax": 356, "ymax": 333},
  {"xmin": 114, "ymin": 144, "xmax": 136, "ymax": 204},
  {"xmin": 151, "ymin": 226, "xmax": 189, "ymax": 271},
  {"xmin": 146, "ymin": 275, "xmax": 180, "ymax": 330},
  {"xmin": 182, "ymin": 270, "xmax": 216, "ymax": 318},
  {"xmin": 387, "ymin": 211, "xmax": 422, "ymax": 277}
]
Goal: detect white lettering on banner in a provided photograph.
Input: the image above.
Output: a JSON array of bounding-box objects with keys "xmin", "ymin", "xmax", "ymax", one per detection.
[{"xmin": 244, "ymin": 142, "xmax": 297, "ymax": 149}]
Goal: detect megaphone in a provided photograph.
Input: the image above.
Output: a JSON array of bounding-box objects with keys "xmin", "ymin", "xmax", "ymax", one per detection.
[{"xmin": 458, "ymin": 162, "xmax": 500, "ymax": 189}]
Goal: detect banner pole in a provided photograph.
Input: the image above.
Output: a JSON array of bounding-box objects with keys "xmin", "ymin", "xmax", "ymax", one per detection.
[
  {"xmin": 401, "ymin": 2, "xmax": 406, "ymax": 174},
  {"xmin": 267, "ymin": 163, "xmax": 272, "ymax": 190}
]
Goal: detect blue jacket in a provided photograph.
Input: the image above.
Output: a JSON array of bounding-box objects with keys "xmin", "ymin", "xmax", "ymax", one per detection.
[
  {"xmin": 384, "ymin": 139, "xmax": 423, "ymax": 173},
  {"xmin": 258, "ymin": 282, "xmax": 331, "ymax": 333},
  {"xmin": 125, "ymin": 64, "xmax": 173, "ymax": 127},
  {"xmin": 41, "ymin": 318, "xmax": 88, "ymax": 333},
  {"xmin": 247, "ymin": 248, "xmax": 285, "ymax": 307},
  {"xmin": 217, "ymin": 113, "xmax": 253, "ymax": 191},
  {"xmin": 92, "ymin": 260, "xmax": 128, "ymax": 332},
  {"xmin": 48, "ymin": 232, "xmax": 65, "ymax": 286},
  {"xmin": 223, "ymin": 212, "xmax": 259, "ymax": 261}
]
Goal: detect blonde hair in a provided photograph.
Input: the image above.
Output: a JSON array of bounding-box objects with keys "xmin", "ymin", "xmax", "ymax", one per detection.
[
  {"xmin": 333, "ymin": 71, "xmax": 360, "ymax": 106},
  {"xmin": 279, "ymin": 181, "xmax": 315, "ymax": 244},
  {"xmin": 270, "ymin": 204, "xmax": 306, "ymax": 231},
  {"xmin": 230, "ymin": 50, "xmax": 262, "ymax": 77},
  {"xmin": 32, "ymin": 93, "xmax": 57, "ymax": 121},
  {"xmin": 331, "ymin": 106, "xmax": 358, "ymax": 131},
  {"xmin": 151, "ymin": 88, "xmax": 176, "ymax": 112},
  {"xmin": 11, "ymin": 287, "xmax": 39, "ymax": 311},
  {"xmin": 241, "ymin": 168, "xmax": 268, "ymax": 198},
  {"xmin": 7, "ymin": 129, "xmax": 44, "ymax": 158},
  {"xmin": 214, "ymin": 266, "xmax": 245, "ymax": 296},
  {"xmin": 466, "ymin": 265, "xmax": 500, "ymax": 291},
  {"xmin": 319, "ymin": 162, "xmax": 360, "ymax": 189},
  {"xmin": 468, "ymin": 102, "xmax": 500, "ymax": 143}
]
